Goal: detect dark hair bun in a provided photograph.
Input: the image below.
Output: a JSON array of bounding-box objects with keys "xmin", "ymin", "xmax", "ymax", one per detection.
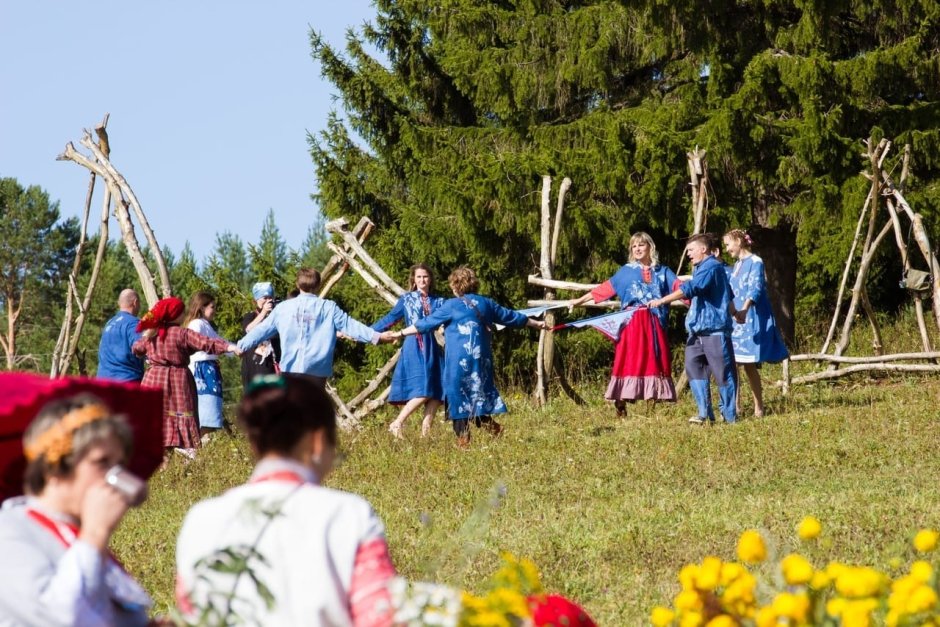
[{"xmin": 238, "ymin": 375, "xmax": 336, "ymax": 456}]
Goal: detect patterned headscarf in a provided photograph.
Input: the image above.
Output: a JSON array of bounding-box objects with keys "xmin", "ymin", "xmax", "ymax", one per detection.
[{"xmin": 136, "ymin": 297, "xmax": 185, "ymax": 339}]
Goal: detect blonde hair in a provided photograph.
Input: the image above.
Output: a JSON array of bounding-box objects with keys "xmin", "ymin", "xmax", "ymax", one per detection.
[
  {"xmin": 724, "ymin": 229, "xmax": 752, "ymax": 250},
  {"xmin": 630, "ymin": 232, "xmax": 660, "ymax": 265}
]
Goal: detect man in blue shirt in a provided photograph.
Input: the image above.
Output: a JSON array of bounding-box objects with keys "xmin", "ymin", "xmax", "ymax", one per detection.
[
  {"xmin": 649, "ymin": 234, "xmax": 738, "ymax": 424},
  {"xmin": 97, "ymin": 289, "xmax": 145, "ymax": 382},
  {"xmin": 237, "ymin": 268, "xmax": 395, "ymax": 387}
]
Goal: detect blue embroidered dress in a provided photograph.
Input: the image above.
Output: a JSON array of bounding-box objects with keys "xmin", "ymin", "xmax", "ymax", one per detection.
[
  {"xmin": 413, "ymin": 295, "xmax": 528, "ymax": 420},
  {"xmin": 729, "ymin": 254, "xmax": 789, "ymax": 364},
  {"xmin": 372, "ymin": 291, "xmax": 445, "ymax": 403}
]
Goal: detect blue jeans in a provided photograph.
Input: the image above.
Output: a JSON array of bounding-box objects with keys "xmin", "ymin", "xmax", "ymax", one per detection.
[{"xmin": 685, "ymin": 333, "xmax": 737, "ymax": 423}]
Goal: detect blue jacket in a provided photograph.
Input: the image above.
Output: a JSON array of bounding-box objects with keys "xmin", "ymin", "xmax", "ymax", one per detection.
[
  {"xmin": 680, "ymin": 255, "xmax": 733, "ymax": 336},
  {"xmin": 97, "ymin": 311, "xmax": 144, "ymax": 381},
  {"xmin": 237, "ymin": 293, "xmax": 378, "ymax": 378}
]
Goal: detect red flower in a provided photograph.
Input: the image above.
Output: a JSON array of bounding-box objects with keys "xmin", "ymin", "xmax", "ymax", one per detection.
[{"xmin": 527, "ymin": 594, "xmax": 597, "ymax": 627}]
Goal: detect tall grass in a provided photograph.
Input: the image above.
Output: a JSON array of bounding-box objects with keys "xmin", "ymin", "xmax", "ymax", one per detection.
[{"xmin": 115, "ymin": 362, "xmax": 940, "ymax": 623}]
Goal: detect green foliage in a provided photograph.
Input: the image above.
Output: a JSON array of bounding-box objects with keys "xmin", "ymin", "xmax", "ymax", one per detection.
[
  {"xmin": 309, "ymin": 0, "xmax": 940, "ymax": 388},
  {"xmin": 0, "ymin": 177, "xmax": 79, "ymax": 370}
]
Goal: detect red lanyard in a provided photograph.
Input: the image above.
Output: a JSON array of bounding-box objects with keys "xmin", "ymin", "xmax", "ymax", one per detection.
[
  {"xmin": 26, "ymin": 508, "xmax": 79, "ymax": 549},
  {"xmin": 250, "ymin": 470, "xmax": 306, "ymax": 485}
]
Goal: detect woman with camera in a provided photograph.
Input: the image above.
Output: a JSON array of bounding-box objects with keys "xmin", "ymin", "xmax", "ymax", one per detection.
[
  {"xmin": 176, "ymin": 374, "xmax": 397, "ymax": 626},
  {"xmin": 0, "ymin": 394, "xmax": 154, "ymax": 626}
]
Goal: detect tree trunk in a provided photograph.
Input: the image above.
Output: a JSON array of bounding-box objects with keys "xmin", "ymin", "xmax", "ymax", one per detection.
[{"xmin": 749, "ymin": 220, "xmax": 797, "ymax": 346}]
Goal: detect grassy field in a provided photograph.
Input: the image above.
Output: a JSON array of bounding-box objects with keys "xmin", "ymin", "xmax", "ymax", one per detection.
[{"xmin": 114, "ymin": 363, "xmax": 940, "ymax": 624}]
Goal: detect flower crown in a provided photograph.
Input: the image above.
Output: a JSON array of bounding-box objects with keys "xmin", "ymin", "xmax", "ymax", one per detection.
[{"xmin": 24, "ymin": 403, "xmax": 112, "ymax": 465}]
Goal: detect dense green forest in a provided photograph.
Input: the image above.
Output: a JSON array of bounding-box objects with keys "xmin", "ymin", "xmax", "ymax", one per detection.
[{"xmin": 2, "ymin": 0, "xmax": 938, "ymax": 395}]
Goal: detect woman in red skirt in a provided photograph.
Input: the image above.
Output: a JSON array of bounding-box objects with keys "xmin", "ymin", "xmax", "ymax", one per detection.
[
  {"xmin": 133, "ymin": 297, "xmax": 238, "ymax": 460},
  {"xmin": 570, "ymin": 232, "xmax": 679, "ymax": 416}
]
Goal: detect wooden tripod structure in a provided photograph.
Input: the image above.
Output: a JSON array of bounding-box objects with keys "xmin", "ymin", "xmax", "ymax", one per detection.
[
  {"xmin": 51, "ymin": 115, "xmax": 172, "ymax": 377},
  {"xmin": 779, "ymin": 138, "xmax": 940, "ymax": 391},
  {"xmin": 317, "ymin": 217, "xmax": 407, "ymax": 430}
]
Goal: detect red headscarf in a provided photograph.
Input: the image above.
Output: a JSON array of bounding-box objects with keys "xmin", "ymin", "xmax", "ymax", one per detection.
[
  {"xmin": 528, "ymin": 594, "xmax": 597, "ymax": 627},
  {"xmin": 136, "ymin": 296, "xmax": 185, "ymax": 339}
]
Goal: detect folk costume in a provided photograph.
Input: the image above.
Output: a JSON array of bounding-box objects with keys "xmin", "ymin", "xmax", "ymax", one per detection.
[
  {"xmin": 176, "ymin": 458, "xmax": 396, "ymax": 627},
  {"xmin": 240, "ymin": 282, "xmax": 281, "ymax": 390},
  {"xmin": 413, "ymin": 295, "xmax": 528, "ymax": 423},
  {"xmin": 729, "ymin": 254, "xmax": 789, "ymax": 364},
  {"xmin": 679, "ymin": 255, "xmax": 738, "ymax": 423},
  {"xmin": 96, "ymin": 311, "xmax": 144, "ymax": 383},
  {"xmin": 0, "ymin": 498, "xmax": 152, "ymax": 626},
  {"xmin": 371, "ymin": 291, "xmax": 445, "ymax": 404},
  {"xmin": 187, "ymin": 318, "xmax": 228, "ymax": 430},
  {"xmin": 237, "ymin": 293, "xmax": 379, "ymax": 382},
  {"xmin": 132, "ymin": 298, "xmax": 230, "ymax": 451},
  {"xmin": 589, "ymin": 262, "xmax": 678, "ymax": 404}
]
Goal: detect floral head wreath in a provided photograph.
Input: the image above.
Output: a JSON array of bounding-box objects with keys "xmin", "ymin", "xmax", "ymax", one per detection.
[{"xmin": 24, "ymin": 403, "xmax": 112, "ymax": 465}]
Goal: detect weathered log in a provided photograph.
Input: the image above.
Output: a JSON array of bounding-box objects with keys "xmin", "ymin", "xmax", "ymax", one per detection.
[
  {"xmin": 527, "ymin": 299, "xmax": 619, "ymax": 309},
  {"xmin": 527, "ymin": 275, "xmax": 597, "ymax": 292},
  {"xmin": 320, "ymin": 217, "xmax": 373, "ymax": 296},
  {"xmin": 777, "ymin": 363, "xmax": 940, "ymax": 386},
  {"xmin": 327, "ymin": 220, "xmax": 404, "ymax": 297},
  {"xmin": 857, "ymin": 289, "xmax": 883, "ymax": 355},
  {"xmin": 326, "ymin": 383, "xmax": 359, "ymax": 430},
  {"xmin": 80, "ymin": 132, "xmax": 171, "ymax": 298},
  {"xmin": 347, "ymin": 350, "xmax": 401, "ymax": 410},
  {"xmin": 353, "ymin": 386, "xmax": 391, "ymax": 420},
  {"xmin": 535, "ymin": 175, "xmax": 553, "ymax": 406},
  {"xmin": 789, "ymin": 351, "xmax": 940, "ymax": 363},
  {"xmin": 325, "ymin": 243, "xmax": 398, "ymax": 306}
]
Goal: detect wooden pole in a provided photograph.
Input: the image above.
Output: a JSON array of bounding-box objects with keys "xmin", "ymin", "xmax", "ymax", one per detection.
[
  {"xmin": 347, "ymin": 350, "xmax": 401, "ymax": 410},
  {"xmin": 319, "ymin": 217, "xmax": 374, "ymax": 296},
  {"xmin": 326, "ymin": 243, "xmax": 398, "ymax": 306},
  {"xmin": 535, "ymin": 175, "xmax": 552, "ymax": 406},
  {"xmin": 327, "ymin": 220, "xmax": 404, "ymax": 297},
  {"xmin": 789, "ymin": 351, "xmax": 940, "ymax": 363}
]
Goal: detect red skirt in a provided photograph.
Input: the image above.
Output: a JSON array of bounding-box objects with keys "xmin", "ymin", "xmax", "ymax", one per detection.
[{"xmin": 605, "ymin": 307, "xmax": 676, "ymax": 402}]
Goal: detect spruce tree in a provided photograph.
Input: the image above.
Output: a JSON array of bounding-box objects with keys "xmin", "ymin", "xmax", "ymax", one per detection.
[{"xmin": 310, "ymin": 0, "xmax": 939, "ymax": 380}]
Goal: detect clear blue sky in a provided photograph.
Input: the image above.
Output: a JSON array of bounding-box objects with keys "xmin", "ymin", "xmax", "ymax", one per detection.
[{"xmin": 0, "ymin": 1, "xmax": 376, "ymax": 262}]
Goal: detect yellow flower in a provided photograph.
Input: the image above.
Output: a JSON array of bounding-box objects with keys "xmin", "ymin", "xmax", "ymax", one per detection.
[
  {"xmin": 697, "ymin": 556, "xmax": 722, "ymax": 592},
  {"xmin": 771, "ymin": 592, "xmax": 810, "ymax": 622},
  {"xmin": 835, "ymin": 566, "xmax": 885, "ymax": 598},
  {"xmin": 675, "ymin": 590, "xmax": 703, "ymax": 612},
  {"xmin": 754, "ymin": 606, "xmax": 776, "ymax": 627},
  {"xmin": 911, "ymin": 560, "xmax": 934, "ymax": 583},
  {"xmin": 650, "ymin": 606, "xmax": 676, "ymax": 626},
  {"xmin": 810, "ymin": 570, "xmax": 831, "ymax": 590},
  {"xmin": 840, "ymin": 598, "xmax": 878, "ymax": 627},
  {"xmin": 914, "ymin": 529, "xmax": 940, "ymax": 553},
  {"xmin": 737, "ymin": 530, "xmax": 767, "ymax": 564},
  {"xmin": 679, "ymin": 611, "xmax": 704, "ymax": 627},
  {"xmin": 798, "ymin": 516, "xmax": 822, "ymax": 540},
  {"xmin": 906, "ymin": 584, "xmax": 938, "ymax": 613},
  {"xmin": 781, "ymin": 553, "xmax": 814, "ymax": 586},
  {"xmin": 719, "ymin": 562, "xmax": 746, "ymax": 587},
  {"xmin": 679, "ymin": 564, "xmax": 700, "ymax": 591},
  {"xmin": 704, "ymin": 615, "xmax": 736, "ymax": 627}
]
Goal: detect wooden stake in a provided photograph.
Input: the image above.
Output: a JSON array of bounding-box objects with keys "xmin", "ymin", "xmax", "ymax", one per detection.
[{"xmin": 347, "ymin": 350, "xmax": 401, "ymax": 410}]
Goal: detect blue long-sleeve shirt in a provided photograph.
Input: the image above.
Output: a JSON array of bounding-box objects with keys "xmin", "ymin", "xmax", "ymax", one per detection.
[
  {"xmin": 236, "ymin": 293, "xmax": 379, "ymax": 378},
  {"xmin": 96, "ymin": 311, "xmax": 144, "ymax": 381},
  {"xmin": 679, "ymin": 255, "xmax": 733, "ymax": 336}
]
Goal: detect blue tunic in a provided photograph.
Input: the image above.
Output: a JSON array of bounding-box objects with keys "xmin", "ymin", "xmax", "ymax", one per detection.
[
  {"xmin": 606, "ymin": 262, "xmax": 678, "ymax": 326},
  {"xmin": 728, "ymin": 254, "xmax": 789, "ymax": 364},
  {"xmin": 372, "ymin": 291, "xmax": 445, "ymax": 403},
  {"xmin": 679, "ymin": 255, "xmax": 734, "ymax": 336},
  {"xmin": 413, "ymin": 294, "xmax": 528, "ymax": 420}
]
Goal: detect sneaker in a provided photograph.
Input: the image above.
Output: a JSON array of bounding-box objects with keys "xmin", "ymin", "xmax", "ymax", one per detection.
[{"xmin": 688, "ymin": 416, "xmax": 707, "ymax": 425}]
